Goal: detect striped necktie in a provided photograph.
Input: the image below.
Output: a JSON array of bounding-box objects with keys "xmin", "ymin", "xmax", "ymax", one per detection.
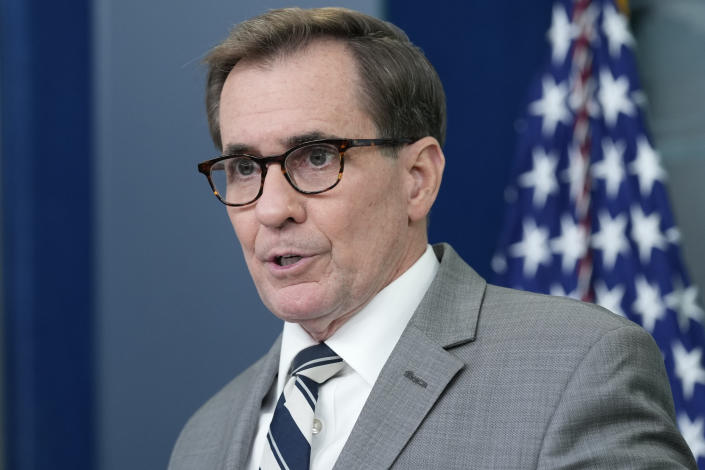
[{"xmin": 260, "ymin": 342, "xmax": 344, "ymax": 470}]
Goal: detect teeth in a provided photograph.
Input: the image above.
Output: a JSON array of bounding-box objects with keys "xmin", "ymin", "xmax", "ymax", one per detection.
[{"xmin": 278, "ymin": 255, "xmax": 302, "ymax": 266}]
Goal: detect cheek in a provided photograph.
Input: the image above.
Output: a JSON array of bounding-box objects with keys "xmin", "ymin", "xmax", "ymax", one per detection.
[
  {"xmin": 227, "ymin": 209, "xmax": 257, "ymax": 253},
  {"xmin": 331, "ymin": 183, "xmax": 407, "ymax": 259}
]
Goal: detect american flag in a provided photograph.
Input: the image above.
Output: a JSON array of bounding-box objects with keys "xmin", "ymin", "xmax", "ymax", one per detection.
[{"xmin": 491, "ymin": 0, "xmax": 705, "ymax": 464}]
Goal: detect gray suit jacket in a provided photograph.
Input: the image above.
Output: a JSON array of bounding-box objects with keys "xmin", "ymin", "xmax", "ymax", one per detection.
[{"xmin": 169, "ymin": 244, "xmax": 696, "ymax": 469}]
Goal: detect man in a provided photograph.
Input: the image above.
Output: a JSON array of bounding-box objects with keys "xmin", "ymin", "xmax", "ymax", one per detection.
[{"xmin": 170, "ymin": 7, "xmax": 696, "ymax": 469}]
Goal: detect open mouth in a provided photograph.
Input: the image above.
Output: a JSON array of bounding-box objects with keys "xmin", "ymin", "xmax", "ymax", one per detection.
[{"xmin": 276, "ymin": 255, "xmax": 303, "ymax": 266}]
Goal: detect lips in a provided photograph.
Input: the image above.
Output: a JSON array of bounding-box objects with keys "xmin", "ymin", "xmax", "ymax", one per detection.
[
  {"xmin": 257, "ymin": 242, "xmax": 321, "ymax": 272},
  {"xmin": 276, "ymin": 255, "xmax": 303, "ymax": 266}
]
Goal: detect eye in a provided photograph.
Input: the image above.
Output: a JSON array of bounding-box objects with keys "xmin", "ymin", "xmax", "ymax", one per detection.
[
  {"xmin": 235, "ymin": 158, "xmax": 256, "ymax": 176},
  {"xmin": 308, "ymin": 147, "xmax": 334, "ymax": 167},
  {"xmin": 294, "ymin": 144, "xmax": 337, "ymax": 169},
  {"xmin": 226, "ymin": 157, "xmax": 257, "ymax": 177}
]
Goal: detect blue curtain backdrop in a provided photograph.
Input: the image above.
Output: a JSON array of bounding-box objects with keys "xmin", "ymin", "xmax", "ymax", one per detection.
[
  {"xmin": 387, "ymin": 1, "xmax": 554, "ymax": 275},
  {"xmin": 1, "ymin": 0, "xmax": 94, "ymax": 469}
]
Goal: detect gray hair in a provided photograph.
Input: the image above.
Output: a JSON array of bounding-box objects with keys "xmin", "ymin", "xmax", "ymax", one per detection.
[{"xmin": 204, "ymin": 7, "xmax": 446, "ymax": 151}]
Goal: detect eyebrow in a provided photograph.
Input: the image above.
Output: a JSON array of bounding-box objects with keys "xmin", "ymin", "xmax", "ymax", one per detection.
[
  {"xmin": 222, "ymin": 131, "xmax": 340, "ymax": 157},
  {"xmin": 222, "ymin": 143, "xmax": 252, "ymax": 156},
  {"xmin": 284, "ymin": 131, "xmax": 337, "ymax": 147}
]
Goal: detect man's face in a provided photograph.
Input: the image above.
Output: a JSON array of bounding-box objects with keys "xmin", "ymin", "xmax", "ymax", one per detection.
[{"xmin": 218, "ymin": 40, "xmax": 423, "ymax": 340}]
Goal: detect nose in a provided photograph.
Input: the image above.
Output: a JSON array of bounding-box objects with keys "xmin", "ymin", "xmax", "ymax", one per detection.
[{"xmin": 254, "ymin": 164, "xmax": 306, "ymax": 228}]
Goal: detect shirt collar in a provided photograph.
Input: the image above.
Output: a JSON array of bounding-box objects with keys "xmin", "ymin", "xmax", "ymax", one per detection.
[{"xmin": 278, "ymin": 244, "xmax": 439, "ymax": 392}]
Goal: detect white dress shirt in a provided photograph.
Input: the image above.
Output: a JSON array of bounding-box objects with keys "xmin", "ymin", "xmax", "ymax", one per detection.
[{"xmin": 246, "ymin": 245, "xmax": 439, "ymax": 470}]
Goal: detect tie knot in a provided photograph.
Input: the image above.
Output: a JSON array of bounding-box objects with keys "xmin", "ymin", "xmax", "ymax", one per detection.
[{"xmin": 290, "ymin": 342, "xmax": 343, "ymax": 384}]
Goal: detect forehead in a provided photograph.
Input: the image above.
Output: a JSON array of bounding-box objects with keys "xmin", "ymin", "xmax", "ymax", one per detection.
[{"xmin": 218, "ymin": 40, "xmax": 375, "ymax": 151}]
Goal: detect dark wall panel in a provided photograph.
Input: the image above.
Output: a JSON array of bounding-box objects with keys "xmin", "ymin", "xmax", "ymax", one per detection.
[{"xmin": 1, "ymin": 0, "xmax": 94, "ymax": 469}]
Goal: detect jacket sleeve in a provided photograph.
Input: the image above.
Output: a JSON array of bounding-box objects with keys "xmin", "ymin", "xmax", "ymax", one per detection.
[{"xmin": 536, "ymin": 323, "xmax": 697, "ymax": 469}]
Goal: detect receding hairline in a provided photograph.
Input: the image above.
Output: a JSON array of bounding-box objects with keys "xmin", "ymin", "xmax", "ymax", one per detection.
[
  {"xmin": 224, "ymin": 35, "xmax": 357, "ymax": 75},
  {"xmin": 211, "ymin": 36, "xmax": 382, "ymax": 147},
  {"xmin": 217, "ymin": 38, "xmax": 395, "ymax": 160}
]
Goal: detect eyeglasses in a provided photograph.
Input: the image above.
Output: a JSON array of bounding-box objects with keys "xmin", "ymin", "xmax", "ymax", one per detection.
[{"xmin": 198, "ymin": 138, "xmax": 413, "ymax": 206}]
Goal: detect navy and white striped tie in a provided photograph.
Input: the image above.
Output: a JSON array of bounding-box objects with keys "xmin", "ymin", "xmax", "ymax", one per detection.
[{"xmin": 260, "ymin": 342, "xmax": 344, "ymax": 470}]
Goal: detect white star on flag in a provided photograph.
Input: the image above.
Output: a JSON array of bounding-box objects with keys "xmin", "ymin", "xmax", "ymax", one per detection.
[
  {"xmin": 550, "ymin": 214, "xmax": 587, "ymax": 273},
  {"xmin": 591, "ymin": 210, "xmax": 629, "ymax": 269},
  {"xmin": 632, "ymin": 276, "xmax": 666, "ymax": 332},
  {"xmin": 673, "ymin": 342, "xmax": 705, "ymax": 400},
  {"xmin": 594, "ymin": 281, "xmax": 626, "ymax": 317},
  {"xmin": 601, "ymin": 3, "xmax": 634, "ymax": 57},
  {"xmin": 518, "ymin": 148, "xmax": 559, "ymax": 207},
  {"xmin": 666, "ymin": 283, "xmax": 705, "ymax": 332},
  {"xmin": 509, "ymin": 219, "xmax": 551, "ymax": 277},
  {"xmin": 597, "ymin": 68, "xmax": 635, "ymax": 127},
  {"xmin": 630, "ymin": 136, "xmax": 666, "ymax": 197},
  {"xmin": 630, "ymin": 205, "xmax": 667, "ymax": 264},
  {"xmin": 678, "ymin": 413, "xmax": 705, "ymax": 463},
  {"xmin": 529, "ymin": 76, "xmax": 572, "ymax": 136},
  {"xmin": 592, "ymin": 138, "xmax": 626, "ymax": 198},
  {"xmin": 547, "ymin": 4, "xmax": 574, "ymax": 64}
]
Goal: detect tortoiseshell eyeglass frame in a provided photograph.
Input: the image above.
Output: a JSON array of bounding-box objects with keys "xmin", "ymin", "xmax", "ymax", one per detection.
[{"xmin": 197, "ymin": 138, "xmax": 414, "ymax": 207}]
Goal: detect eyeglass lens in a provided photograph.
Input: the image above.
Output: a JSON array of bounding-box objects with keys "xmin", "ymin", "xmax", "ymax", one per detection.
[{"xmin": 209, "ymin": 142, "xmax": 342, "ymax": 205}]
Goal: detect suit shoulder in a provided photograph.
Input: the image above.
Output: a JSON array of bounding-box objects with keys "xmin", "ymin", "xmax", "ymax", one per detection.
[
  {"xmin": 482, "ymin": 283, "xmax": 638, "ymax": 337},
  {"xmin": 186, "ymin": 357, "xmax": 265, "ymax": 424},
  {"xmin": 182, "ymin": 350, "xmax": 272, "ymax": 430},
  {"xmin": 169, "ymin": 351, "xmax": 275, "ymax": 467}
]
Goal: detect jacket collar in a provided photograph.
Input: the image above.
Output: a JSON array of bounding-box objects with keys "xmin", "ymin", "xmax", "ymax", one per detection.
[{"xmin": 410, "ymin": 243, "xmax": 485, "ymax": 348}]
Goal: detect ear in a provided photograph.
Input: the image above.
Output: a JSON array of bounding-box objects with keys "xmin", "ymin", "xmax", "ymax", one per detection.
[{"xmin": 401, "ymin": 136, "xmax": 445, "ymax": 223}]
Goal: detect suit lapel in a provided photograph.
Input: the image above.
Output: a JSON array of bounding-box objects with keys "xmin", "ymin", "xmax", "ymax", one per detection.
[
  {"xmin": 222, "ymin": 336, "xmax": 281, "ymax": 470},
  {"xmin": 334, "ymin": 244, "xmax": 487, "ymax": 469},
  {"xmin": 333, "ymin": 326, "xmax": 464, "ymax": 469}
]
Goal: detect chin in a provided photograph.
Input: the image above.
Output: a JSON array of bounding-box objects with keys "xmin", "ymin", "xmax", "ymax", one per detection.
[
  {"xmin": 271, "ymin": 309, "xmax": 318, "ymax": 324},
  {"xmin": 260, "ymin": 282, "xmax": 335, "ymax": 318},
  {"xmin": 265, "ymin": 294, "xmax": 330, "ymax": 325}
]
